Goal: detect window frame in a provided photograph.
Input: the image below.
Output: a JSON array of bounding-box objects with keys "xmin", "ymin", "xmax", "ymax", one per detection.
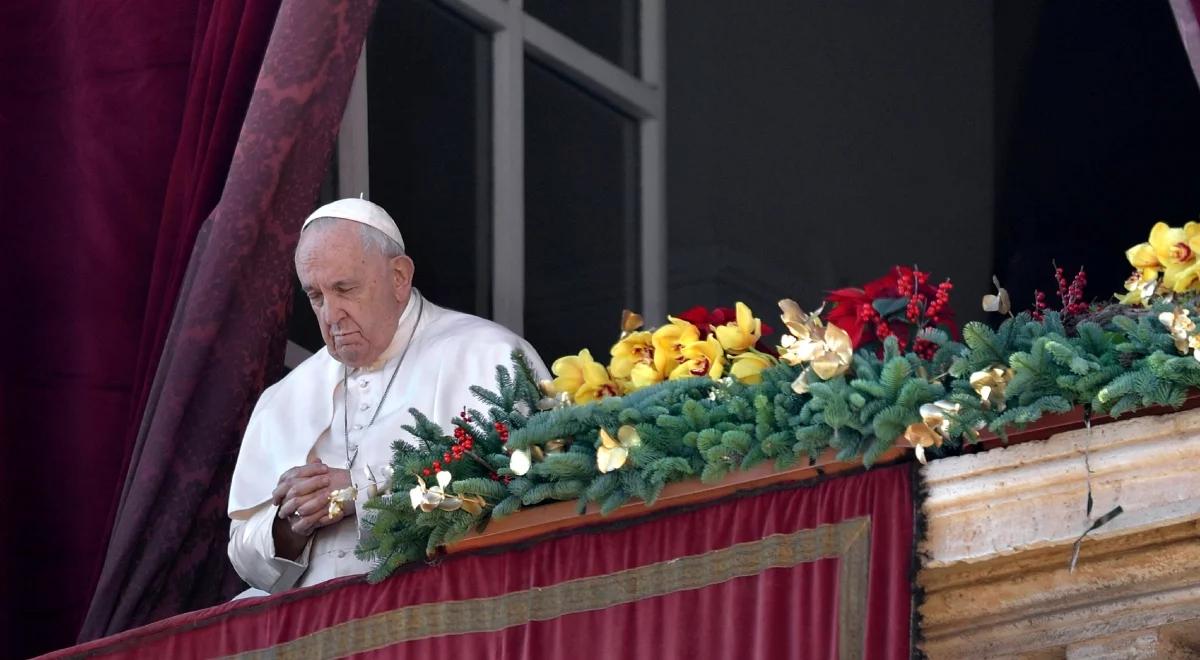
[{"xmin": 340, "ymin": 0, "xmax": 666, "ymax": 335}]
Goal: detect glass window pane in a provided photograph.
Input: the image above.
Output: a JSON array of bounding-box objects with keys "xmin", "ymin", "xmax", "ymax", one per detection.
[
  {"xmin": 524, "ymin": 57, "xmax": 640, "ymax": 362},
  {"xmin": 525, "ymin": 0, "xmax": 640, "ymax": 76},
  {"xmin": 366, "ymin": 0, "xmax": 492, "ymax": 317}
]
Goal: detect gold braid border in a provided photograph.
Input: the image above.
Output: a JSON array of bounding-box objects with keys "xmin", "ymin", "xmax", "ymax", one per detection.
[{"xmin": 226, "ymin": 516, "xmax": 871, "ymax": 660}]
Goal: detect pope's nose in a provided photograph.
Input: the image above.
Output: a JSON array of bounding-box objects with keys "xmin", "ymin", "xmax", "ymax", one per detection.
[{"xmin": 322, "ymin": 299, "xmax": 348, "ymax": 327}]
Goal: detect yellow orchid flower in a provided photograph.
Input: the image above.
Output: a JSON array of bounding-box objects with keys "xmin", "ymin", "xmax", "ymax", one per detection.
[
  {"xmin": 597, "ymin": 425, "xmax": 641, "ymax": 473},
  {"xmin": 652, "ymin": 317, "xmax": 701, "ymax": 376},
  {"xmin": 1158, "ymin": 307, "xmax": 1195, "ymax": 354},
  {"xmin": 1189, "ymin": 334, "xmax": 1200, "ymax": 363},
  {"xmin": 729, "ymin": 350, "xmax": 776, "ymax": 384},
  {"xmin": 713, "ymin": 302, "xmax": 763, "ymax": 354},
  {"xmin": 629, "ymin": 362, "xmax": 664, "ymax": 390},
  {"xmin": 669, "ymin": 336, "xmax": 726, "ymax": 380},
  {"xmin": 609, "ymin": 330, "xmax": 654, "ymax": 383},
  {"xmin": 1170, "ymin": 261, "xmax": 1200, "ymax": 293},
  {"xmin": 551, "ymin": 349, "xmax": 619, "ymax": 403},
  {"xmin": 1125, "ymin": 241, "xmax": 1159, "ymax": 278},
  {"xmin": 1143, "ymin": 222, "xmax": 1200, "ymax": 292}
]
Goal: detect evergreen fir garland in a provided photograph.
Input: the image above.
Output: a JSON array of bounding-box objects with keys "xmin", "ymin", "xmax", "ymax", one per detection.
[{"xmin": 357, "ymin": 300, "xmax": 1200, "ymax": 582}]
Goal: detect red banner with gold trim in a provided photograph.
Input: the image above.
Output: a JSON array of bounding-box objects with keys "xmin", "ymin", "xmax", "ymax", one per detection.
[{"xmin": 46, "ymin": 464, "xmax": 912, "ymax": 659}]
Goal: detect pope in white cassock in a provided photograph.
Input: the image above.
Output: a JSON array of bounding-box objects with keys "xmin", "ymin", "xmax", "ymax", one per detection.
[{"xmin": 227, "ymin": 198, "xmax": 548, "ymax": 597}]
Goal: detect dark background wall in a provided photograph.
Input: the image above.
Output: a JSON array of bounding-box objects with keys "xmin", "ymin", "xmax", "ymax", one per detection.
[
  {"xmin": 993, "ymin": 0, "xmax": 1200, "ymax": 309},
  {"xmin": 666, "ymin": 0, "xmax": 996, "ymax": 325},
  {"xmin": 666, "ymin": 0, "xmax": 1200, "ymax": 329}
]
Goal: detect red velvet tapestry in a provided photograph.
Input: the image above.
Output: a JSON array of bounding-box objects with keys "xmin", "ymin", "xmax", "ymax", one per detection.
[
  {"xmin": 79, "ymin": 0, "xmax": 378, "ymax": 641},
  {"xmin": 47, "ymin": 464, "xmax": 914, "ymax": 659}
]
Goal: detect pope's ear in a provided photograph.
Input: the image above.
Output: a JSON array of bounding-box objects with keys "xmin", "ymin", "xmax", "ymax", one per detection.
[{"xmin": 390, "ymin": 254, "xmax": 414, "ymax": 297}]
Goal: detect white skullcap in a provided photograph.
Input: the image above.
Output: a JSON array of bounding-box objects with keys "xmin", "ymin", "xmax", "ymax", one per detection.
[{"xmin": 301, "ymin": 198, "xmax": 405, "ymax": 252}]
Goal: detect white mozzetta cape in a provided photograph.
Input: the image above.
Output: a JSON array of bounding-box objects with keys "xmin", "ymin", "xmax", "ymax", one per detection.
[
  {"xmin": 230, "ymin": 292, "xmax": 548, "ymax": 515},
  {"xmin": 226, "ymin": 292, "xmax": 548, "ymax": 593}
]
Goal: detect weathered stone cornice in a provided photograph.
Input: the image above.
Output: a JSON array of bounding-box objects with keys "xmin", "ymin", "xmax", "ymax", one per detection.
[{"xmin": 918, "ymin": 409, "xmax": 1200, "ymax": 658}]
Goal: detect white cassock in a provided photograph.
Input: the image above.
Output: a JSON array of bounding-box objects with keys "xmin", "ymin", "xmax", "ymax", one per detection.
[{"xmin": 227, "ymin": 289, "xmax": 548, "ymax": 597}]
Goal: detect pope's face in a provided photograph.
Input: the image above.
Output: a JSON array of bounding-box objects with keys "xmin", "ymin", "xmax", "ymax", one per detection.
[{"xmin": 294, "ymin": 220, "xmax": 413, "ymax": 368}]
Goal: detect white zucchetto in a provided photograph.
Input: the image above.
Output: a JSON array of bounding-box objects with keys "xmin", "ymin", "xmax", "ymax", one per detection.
[{"xmin": 302, "ymin": 198, "xmax": 404, "ymax": 252}]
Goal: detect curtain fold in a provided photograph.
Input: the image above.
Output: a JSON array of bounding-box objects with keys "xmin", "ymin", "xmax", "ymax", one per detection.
[
  {"xmin": 122, "ymin": 0, "xmax": 283, "ymax": 498},
  {"xmin": 95, "ymin": 0, "xmax": 282, "ymax": 628},
  {"xmin": 53, "ymin": 465, "xmax": 914, "ymax": 659},
  {"xmin": 1170, "ymin": 0, "xmax": 1200, "ymax": 88},
  {"xmin": 79, "ymin": 0, "xmax": 380, "ymax": 642}
]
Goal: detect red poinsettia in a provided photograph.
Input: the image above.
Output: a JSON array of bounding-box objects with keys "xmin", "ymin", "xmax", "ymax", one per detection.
[
  {"xmin": 675, "ymin": 305, "xmax": 776, "ymax": 355},
  {"xmin": 825, "ymin": 266, "xmax": 957, "ymax": 354}
]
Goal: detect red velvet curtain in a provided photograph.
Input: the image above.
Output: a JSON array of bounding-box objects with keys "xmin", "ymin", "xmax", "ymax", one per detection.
[
  {"xmin": 50, "ymin": 464, "xmax": 914, "ymax": 659},
  {"xmin": 78, "ymin": 0, "xmax": 379, "ymax": 643},
  {"xmin": 0, "ymin": 3, "xmax": 196, "ymax": 657},
  {"xmin": 121, "ymin": 0, "xmax": 284, "ymax": 547}
]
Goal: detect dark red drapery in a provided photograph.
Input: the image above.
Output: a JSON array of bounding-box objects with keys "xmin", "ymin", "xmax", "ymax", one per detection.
[
  {"xmin": 119, "ymin": 0, "xmax": 283, "ymax": 557},
  {"xmin": 0, "ymin": 2, "xmax": 196, "ymax": 656},
  {"xmin": 79, "ymin": 0, "xmax": 379, "ymax": 642},
  {"xmin": 1, "ymin": 1, "xmax": 283, "ymax": 654},
  {"xmin": 50, "ymin": 464, "xmax": 915, "ymax": 659}
]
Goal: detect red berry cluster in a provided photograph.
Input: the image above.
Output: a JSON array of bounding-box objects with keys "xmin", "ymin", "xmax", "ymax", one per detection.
[
  {"xmin": 895, "ymin": 267, "xmax": 929, "ymax": 298},
  {"xmin": 1054, "ymin": 266, "xmax": 1069, "ymax": 305},
  {"xmin": 1044, "ymin": 264, "xmax": 1089, "ymax": 317},
  {"xmin": 1064, "ymin": 268, "xmax": 1088, "ymax": 315},
  {"xmin": 913, "ymin": 338, "xmax": 938, "ymax": 361},
  {"xmin": 905, "ymin": 292, "xmax": 925, "ymax": 323},
  {"xmin": 421, "ymin": 410, "xmax": 479, "ymax": 476},
  {"xmin": 874, "ymin": 321, "xmax": 907, "ymax": 352},
  {"xmin": 897, "ymin": 268, "xmax": 947, "ymax": 325},
  {"xmin": 1032, "ymin": 290, "xmax": 1047, "ymax": 321},
  {"xmin": 490, "ymin": 422, "xmax": 513, "ymax": 483},
  {"xmin": 925, "ymin": 280, "xmax": 952, "ymax": 322}
]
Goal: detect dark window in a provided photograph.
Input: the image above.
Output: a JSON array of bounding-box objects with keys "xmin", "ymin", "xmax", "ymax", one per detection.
[
  {"xmin": 524, "ymin": 57, "xmax": 640, "ymax": 362},
  {"xmin": 367, "ymin": 0, "xmax": 492, "ymax": 317}
]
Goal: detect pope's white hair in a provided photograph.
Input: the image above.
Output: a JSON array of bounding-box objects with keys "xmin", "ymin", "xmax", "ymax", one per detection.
[{"xmin": 300, "ymin": 216, "xmax": 405, "ymax": 259}]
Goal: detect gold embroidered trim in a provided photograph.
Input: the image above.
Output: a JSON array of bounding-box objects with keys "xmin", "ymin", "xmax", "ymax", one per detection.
[{"xmin": 226, "ymin": 516, "xmax": 871, "ymax": 660}]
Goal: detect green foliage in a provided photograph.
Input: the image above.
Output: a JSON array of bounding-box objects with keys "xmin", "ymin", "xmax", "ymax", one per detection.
[{"xmin": 361, "ymin": 305, "xmax": 1198, "ymax": 581}]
